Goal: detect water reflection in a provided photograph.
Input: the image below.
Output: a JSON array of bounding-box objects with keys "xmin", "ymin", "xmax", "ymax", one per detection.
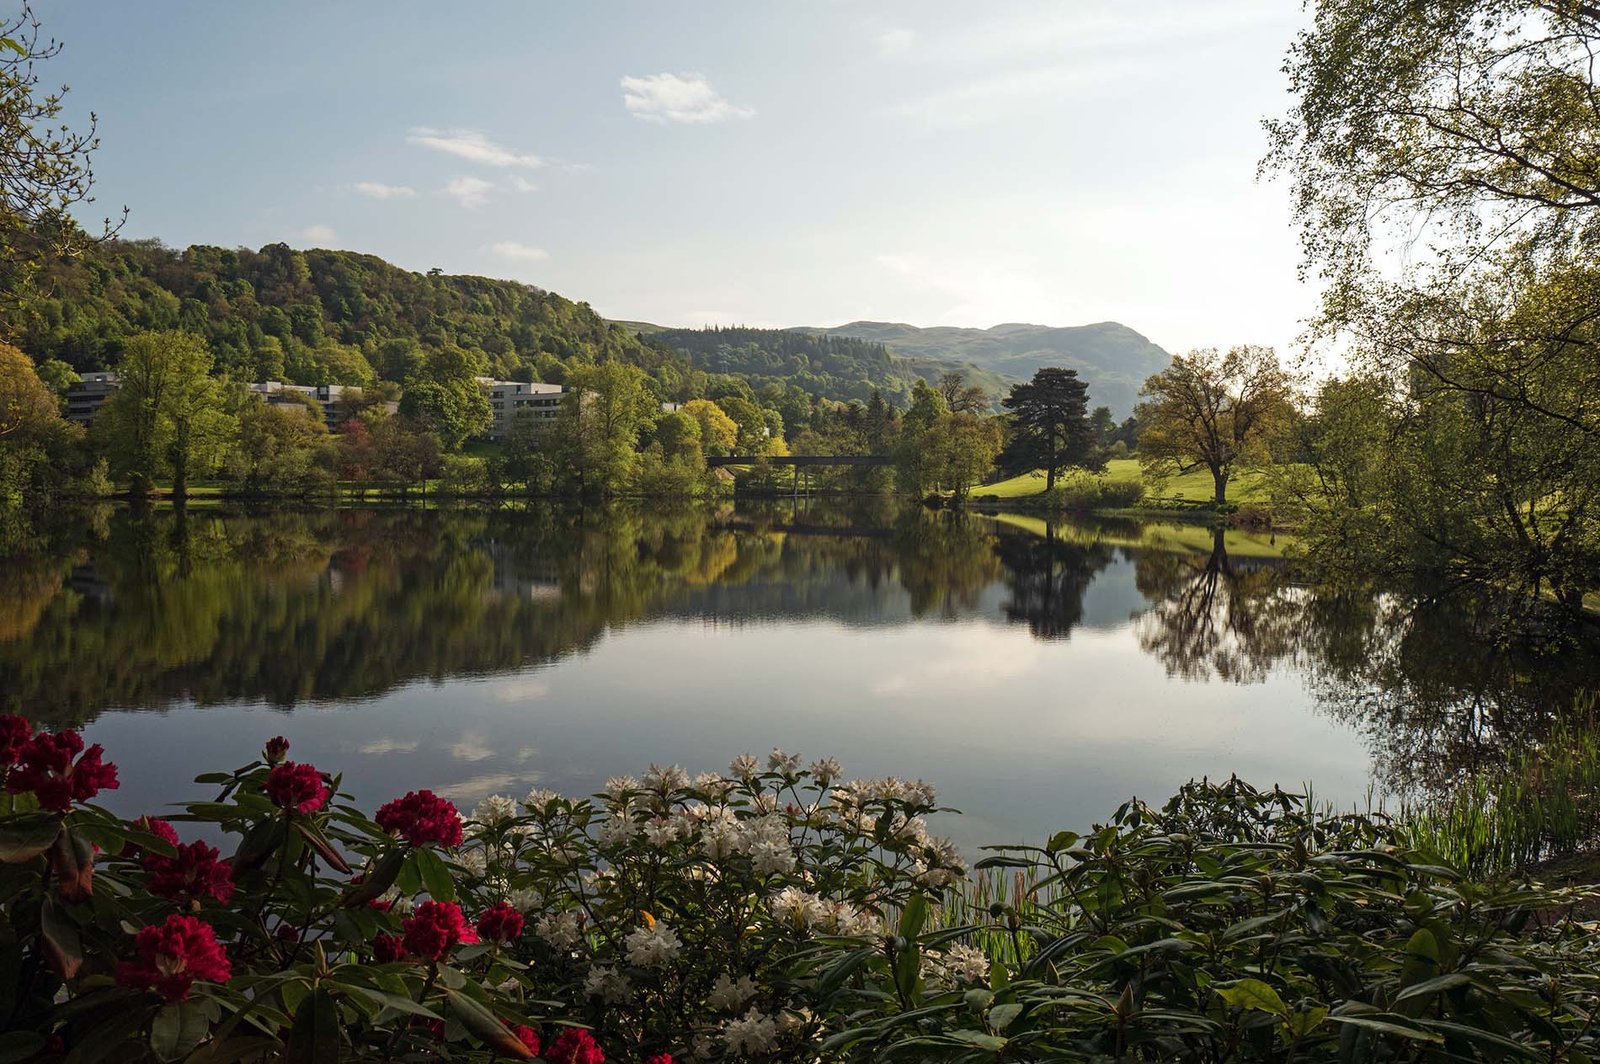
[{"xmin": 1, "ymin": 502, "xmax": 1595, "ymax": 819}]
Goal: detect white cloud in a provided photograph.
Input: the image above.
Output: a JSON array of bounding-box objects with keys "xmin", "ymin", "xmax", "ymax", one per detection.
[
  {"xmin": 492, "ymin": 241, "xmax": 549, "ymax": 263},
  {"xmin": 620, "ymin": 73, "xmax": 753, "ymax": 124},
  {"xmin": 354, "ymin": 181, "xmax": 417, "ymax": 200},
  {"xmin": 510, "ymin": 175, "xmax": 539, "ymax": 193},
  {"xmin": 359, "ymin": 738, "xmax": 418, "ymax": 756},
  {"xmin": 299, "ymin": 224, "xmax": 337, "ymax": 245},
  {"xmin": 876, "ymin": 28, "xmax": 917, "ymax": 57},
  {"xmin": 407, "ymin": 127, "xmax": 543, "ymax": 168},
  {"xmin": 451, "ymin": 732, "xmax": 495, "ymax": 762},
  {"xmin": 877, "ymin": 60, "xmax": 1140, "ymax": 130},
  {"xmin": 442, "ymin": 176, "xmax": 493, "ymax": 208}
]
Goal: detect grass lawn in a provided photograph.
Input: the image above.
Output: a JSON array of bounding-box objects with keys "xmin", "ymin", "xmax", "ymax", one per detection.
[
  {"xmin": 986, "ymin": 511, "xmax": 1289, "ymax": 559},
  {"xmin": 977, "ymin": 458, "xmax": 1274, "ymax": 506}
]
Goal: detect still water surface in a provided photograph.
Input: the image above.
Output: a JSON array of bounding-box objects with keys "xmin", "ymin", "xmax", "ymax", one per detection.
[{"xmin": 3, "ymin": 502, "xmax": 1589, "ymax": 852}]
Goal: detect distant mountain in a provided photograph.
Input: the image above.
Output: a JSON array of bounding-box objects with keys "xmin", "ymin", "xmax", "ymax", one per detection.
[{"xmin": 795, "ymin": 321, "xmax": 1171, "ymax": 416}]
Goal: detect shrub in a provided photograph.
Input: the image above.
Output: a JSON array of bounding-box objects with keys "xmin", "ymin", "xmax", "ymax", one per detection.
[
  {"xmin": 0, "ymin": 720, "xmax": 957, "ymax": 1062},
  {"xmin": 4, "ymin": 719, "xmax": 1598, "ymax": 1063}
]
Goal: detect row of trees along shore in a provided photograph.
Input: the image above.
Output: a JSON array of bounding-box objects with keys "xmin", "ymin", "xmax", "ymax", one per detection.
[{"xmin": 4, "ymin": 0, "xmax": 1600, "ymax": 619}]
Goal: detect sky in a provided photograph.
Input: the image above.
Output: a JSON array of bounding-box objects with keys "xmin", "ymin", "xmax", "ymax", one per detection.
[{"xmin": 38, "ymin": 0, "xmax": 1313, "ymax": 356}]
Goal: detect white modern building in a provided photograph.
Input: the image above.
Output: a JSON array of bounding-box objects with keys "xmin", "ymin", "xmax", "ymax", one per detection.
[
  {"xmin": 65, "ymin": 372, "xmax": 121, "ymax": 424},
  {"xmin": 477, "ymin": 378, "xmax": 565, "ymax": 442}
]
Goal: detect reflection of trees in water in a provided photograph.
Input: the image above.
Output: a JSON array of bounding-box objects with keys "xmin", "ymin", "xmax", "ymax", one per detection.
[
  {"xmin": 1308, "ymin": 594, "xmax": 1600, "ymax": 795},
  {"xmin": 1116, "ymin": 522, "xmax": 1600, "ymax": 796},
  {"xmin": 1132, "ymin": 528, "xmax": 1303, "ymax": 683},
  {"xmin": 992, "ymin": 524, "xmax": 1115, "ymax": 639}
]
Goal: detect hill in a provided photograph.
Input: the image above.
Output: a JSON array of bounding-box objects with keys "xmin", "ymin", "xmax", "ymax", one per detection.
[
  {"xmin": 796, "ymin": 321, "xmax": 1171, "ymax": 415},
  {"xmin": 9, "ymin": 239, "xmax": 715, "ymax": 397},
  {"xmin": 621, "ymin": 324, "xmax": 1012, "ymax": 409}
]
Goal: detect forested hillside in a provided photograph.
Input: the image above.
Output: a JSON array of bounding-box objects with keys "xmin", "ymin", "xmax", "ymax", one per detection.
[
  {"xmin": 6, "ymin": 238, "xmax": 712, "ymax": 395},
  {"xmin": 637, "ymin": 324, "xmax": 1010, "ymax": 408},
  {"xmin": 800, "ymin": 320, "xmax": 1171, "ymax": 415}
]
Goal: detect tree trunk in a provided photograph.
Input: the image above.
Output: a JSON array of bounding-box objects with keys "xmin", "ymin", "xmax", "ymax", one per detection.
[
  {"xmin": 171, "ymin": 422, "xmax": 189, "ymax": 502},
  {"xmin": 1211, "ymin": 466, "xmax": 1227, "ymax": 506}
]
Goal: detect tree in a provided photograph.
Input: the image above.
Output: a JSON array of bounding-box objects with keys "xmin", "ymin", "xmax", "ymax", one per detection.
[
  {"xmin": 0, "ymin": 342, "xmax": 56, "ymax": 440},
  {"xmin": 1266, "ymin": 0, "xmax": 1600, "ymax": 608},
  {"xmin": 936, "ymin": 370, "xmax": 989, "ymax": 415},
  {"xmin": 681, "ymin": 399, "xmax": 738, "ymax": 457},
  {"xmin": 1136, "ymin": 347, "xmax": 1291, "ymax": 507},
  {"xmin": 96, "ymin": 331, "xmax": 234, "ymax": 498},
  {"xmin": 999, "ymin": 368, "xmax": 1096, "ymax": 491},
  {"xmin": 555, "ymin": 360, "xmax": 656, "ymax": 496},
  {"xmin": 232, "ymin": 399, "xmax": 331, "ymax": 494},
  {"xmin": 714, "ymin": 395, "xmax": 770, "ymax": 455},
  {"xmin": 0, "ymin": 6, "xmax": 122, "ymax": 324}
]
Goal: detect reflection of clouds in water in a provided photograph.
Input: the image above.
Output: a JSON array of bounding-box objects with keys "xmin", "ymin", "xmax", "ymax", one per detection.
[
  {"xmin": 869, "ymin": 627, "xmax": 1055, "ymax": 696},
  {"xmin": 452, "ymin": 732, "xmax": 495, "ymax": 762},
  {"xmin": 360, "ymin": 738, "xmax": 419, "ymax": 756},
  {"xmin": 491, "ymin": 677, "xmax": 551, "ymax": 703},
  {"xmin": 435, "ymin": 771, "xmax": 543, "ymax": 803},
  {"xmin": 514, "ymin": 746, "xmax": 539, "ymax": 762}
]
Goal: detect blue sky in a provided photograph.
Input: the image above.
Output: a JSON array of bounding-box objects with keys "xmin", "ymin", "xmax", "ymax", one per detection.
[{"xmin": 41, "ymin": 0, "xmax": 1311, "ymax": 354}]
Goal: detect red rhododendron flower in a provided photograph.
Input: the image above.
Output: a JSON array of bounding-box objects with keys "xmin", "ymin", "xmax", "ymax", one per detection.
[
  {"xmin": 508, "ymin": 1023, "xmax": 541, "ymax": 1057},
  {"xmin": 115, "ymin": 914, "xmax": 231, "ymax": 1003},
  {"xmin": 372, "ymin": 932, "xmax": 409, "ymax": 964},
  {"xmin": 147, "ymin": 840, "xmax": 235, "ymax": 905},
  {"xmin": 0, "ymin": 714, "xmax": 30, "ymax": 765},
  {"xmin": 545, "ymin": 1028, "xmax": 605, "ymax": 1064},
  {"xmin": 476, "ymin": 901, "xmax": 524, "ymax": 944},
  {"xmin": 375, "ymin": 790, "xmax": 463, "ymax": 847},
  {"xmin": 401, "ymin": 900, "xmax": 478, "ymax": 961},
  {"xmin": 644, "ymin": 1055, "xmax": 673, "ymax": 1064},
  {"xmin": 4, "ymin": 729, "xmax": 118, "ymax": 812},
  {"xmin": 126, "ymin": 816, "xmax": 181, "ymax": 865},
  {"xmin": 263, "ymin": 736, "xmax": 291, "ymax": 765},
  {"xmin": 264, "ymin": 761, "xmax": 329, "ymax": 815}
]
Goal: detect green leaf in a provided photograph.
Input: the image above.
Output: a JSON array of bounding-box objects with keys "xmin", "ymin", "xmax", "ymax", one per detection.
[
  {"xmin": 1393, "ymin": 972, "xmax": 1472, "ymax": 1004},
  {"xmin": 293, "ymin": 820, "xmax": 352, "ymax": 875},
  {"xmin": 41, "ymin": 894, "xmax": 84, "ymax": 979},
  {"xmin": 898, "ymin": 894, "xmax": 929, "ymax": 941},
  {"xmin": 443, "ymin": 987, "xmax": 533, "ymax": 1059},
  {"xmin": 150, "ymin": 1000, "xmax": 210, "ymax": 1062},
  {"xmin": 1215, "ymin": 978, "xmax": 1288, "ymax": 1017},
  {"xmin": 988, "ymin": 1003, "xmax": 1024, "ymax": 1031},
  {"xmin": 286, "ymin": 988, "xmax": 340, "ymax": 1064},
  {"xmin": 1326, "ymin": 1013, "xmax": 1443, "ymax": 1044},
  {"xmin": 948, "ymin": 1030, "xmax": 1008, "ymax": 1051},
  {"xmin": 0, "ymin": 1033, "xmax": 46, "ymax": 1064},
  {"xmin": 0, "ymin": 812, "xmax": 63, "ymax": 862},
  {"xmin": 414, "ymin": 846, "xmax": 455, "ymax": 902},
  {"xmin": 0, "ymin": 36, "xmax": 26, "ymax": 56},
  {"xmin": 341, "ymin": 849, "xmax": 405, "ymax": 908}
]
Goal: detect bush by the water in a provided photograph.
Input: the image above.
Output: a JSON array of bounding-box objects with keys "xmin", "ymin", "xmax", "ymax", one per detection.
[{"xmin": 2, "ymin": 719, "xmax": 1598, "ymax": 1062}]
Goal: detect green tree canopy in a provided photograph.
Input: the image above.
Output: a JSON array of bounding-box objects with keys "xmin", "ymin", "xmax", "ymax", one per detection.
[{"xmin": 999, "ymin": 368, "xmax": 1097, "ymax": 492}]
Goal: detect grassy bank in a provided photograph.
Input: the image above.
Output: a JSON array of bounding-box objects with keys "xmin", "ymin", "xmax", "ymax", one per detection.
[{"xmin": 969, "ymin": 457, "xmax": 1278, "ymax": 519}]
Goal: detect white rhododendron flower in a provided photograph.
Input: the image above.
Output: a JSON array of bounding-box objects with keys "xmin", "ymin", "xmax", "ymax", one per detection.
[
  {"xmin": 603, "ymin": 775, "xmax": 638, "ymax": 801},
  {"xmin": 624, "ymin": 920, "xmax": 682, "ymax": 966},
  {"xmin": 643, "ymin": 816, "xmax": 682, "ymax": 847},
  {"xmin": 506, "ymin": 888, "xmax": 542, "ymax": 913},
  {"xmin": 808, "ymin": 757, "xmax": 842, "ymax": 784},
  {"xmin": 944, "ymin": 943, "xmax": 991, "ymax": 982},
  {"xmin": 598, "ymin": 812, "xmax": 639, "ymax": 846},
  {"xmin": 376, "ymin": 887, "xmax": 414, "ymax": 915},
  {"xmin": 642, "ymin": 763, "xmax": 689, "ymax": 791},
  {"xmin": 535, "ymin": 910, "xmax": 582, "ymax": 949},
  {"xmin": 583, "ymin": 965, "xmax": 632, "ymax": 1003},
  {"xmin": 522, "ymin": 787, "xmax": 559, "ymax": 810},
  {"xmin": 724, "ymin": 1007, "xmax": 780, "ymax": 1056},
  {"xmin": 767, "ymin": 747, "xmax": 802, "ymax": 774},
  {"xmin": 469, "ymin": 794, "xmax": 518, "ymax": 827},
  {"xmin": 770, "ymin": 886, "xmax": 828, "ymax": 930},
  {"xmin": 707, "ymin": 972, "xmax": 758, "ymax": 1012},
  {"xmin": 729, "ymin": 753, "xmax": 760, "ymax": 780}
]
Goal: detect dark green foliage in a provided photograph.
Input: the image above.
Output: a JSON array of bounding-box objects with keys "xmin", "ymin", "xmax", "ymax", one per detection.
[
  {"xmin": 819, "ymin": 777, "xmax": 1600, "ymax": 1061},
  {"xmin": 999, "ymin": 368, "xmax": 1098, "ymax": 492},
  {"xmin": 8, "ymin": 239, "xmax": 703, "ymax": 396}
]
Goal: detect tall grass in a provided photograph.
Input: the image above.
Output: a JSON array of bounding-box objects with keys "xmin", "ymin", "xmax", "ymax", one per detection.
[{"xmin": 1403, "ymin": 691, "xmax": 1600, "ymax": 876}]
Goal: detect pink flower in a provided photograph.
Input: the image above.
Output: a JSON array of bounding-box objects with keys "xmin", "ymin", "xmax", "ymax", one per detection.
[
  {"xmin": 545, "ymin": 1028, "xmax": 605, "ymax": 1064},
  {"xmin": 476, "ymin": 901, "xmax": 525, "ymax": 944},
  {"xmin": 401, "ymin": 900, "xmax": 478, "ymax": 961},
  {"xmin": 375, "ymin": 790, "xmax": 463, "ymax": 847},
  {"xmin": 372, "ymin": 932, "xmax": 408, "ymax": 964},
  {"xmin": 263, "ymin": 736, "xmax": 291, "ymax": 765},
  {"xmin": 265, "ymin": 762, "xmax": 329, "ymax": 815},
  {"xmin": 508, "ymin": 1024, "xmax": 541, "ymax": 1057},
  {"xmin": 116, "ymin": 915, "xmax": 231, "ymax": 1002},
  {"xmin": 4, "ymin": 729, "xmax": 118, "ymax": 812},
  {"xmin": 0, "ymin": 714, "xmax": 30, "ymax": 765},
  {"xmin": 146, "ymin": 840, "xmax": 235, "ymax": 905}
]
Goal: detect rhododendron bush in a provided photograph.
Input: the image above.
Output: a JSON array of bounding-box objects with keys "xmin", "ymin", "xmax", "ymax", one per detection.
[
  {"xmin": 7, "ymin": 716, "xmax": 1600, "ymax": 1063},
  {"xmin": 0, "ymin": 719, "xmax": 960, "ymax": 1062}
]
